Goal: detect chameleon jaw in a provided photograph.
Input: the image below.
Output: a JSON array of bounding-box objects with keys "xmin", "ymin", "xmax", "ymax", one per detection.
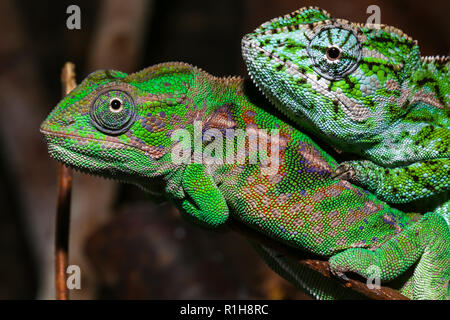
[
  {"xmin": 40, "ymin": 128, "xmax": 167, "ymax": 194},
  {"xmin": 40, "ymin": 127, "xmax": 167, "ymax": 160},
  {"xmin": 40, "ymin": 128, "xmax": 130, "ymax": 171}
]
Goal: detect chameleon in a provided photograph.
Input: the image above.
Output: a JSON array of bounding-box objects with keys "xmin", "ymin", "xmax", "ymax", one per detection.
[
  {"xmin": 40, "ymin": 62, "xmax": 449, "ymax": 299},
  {"xmin": 241, "ymin": 6, "xmax": 450, "ymax": 224}
]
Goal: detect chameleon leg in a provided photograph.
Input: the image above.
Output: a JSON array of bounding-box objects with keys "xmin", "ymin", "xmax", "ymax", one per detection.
[
  {"xmin": 333, "ymin": 158, "xmax": 449, "ymax": 213},
  {"xmin": 180, "ymin": 163, "xmax": 229, "ymax": 228},
  {"xmin": 329, "ymin": 212, "xmax": 450, "ymax": 299}
]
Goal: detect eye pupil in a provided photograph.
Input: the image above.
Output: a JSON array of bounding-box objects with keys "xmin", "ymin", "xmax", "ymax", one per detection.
[
  {"xmin": 110, "ymin": 99, "xmax": 122, "ymax": 110},
  {"xmin": 327, "ymin": 46, "xmax": 341, "ymax": 60}
]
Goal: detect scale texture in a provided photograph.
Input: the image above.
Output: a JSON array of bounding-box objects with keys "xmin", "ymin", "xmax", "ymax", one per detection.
[
  {"xmin": 242, "ymin": 7, "xmax": 449, "ymax": 224},
  {"xmin": 40, "ymin": 62, "xmax": 449, "ymax": 299}
]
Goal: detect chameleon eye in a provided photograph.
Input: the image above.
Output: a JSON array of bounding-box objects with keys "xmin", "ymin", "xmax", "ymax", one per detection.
[
  {"xmin": 307, "ymin": 27, "xmax": 361, "ymax": 80},
  {"xmin": 326, "ymin": 46, "xmax": 342, "ymax": 61},
  {"xmin": 90, "ymin": 89, "xmax": 136, "ymax": 135}
]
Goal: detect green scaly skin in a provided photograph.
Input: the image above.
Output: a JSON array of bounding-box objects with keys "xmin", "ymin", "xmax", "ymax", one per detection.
[
  {"xmin": 242, "ymin": 7, "xmax": 450, "ymax": 224},
  {"xmin": 40, "ymin": 62, "xmax": 449, "ymax": 299}
]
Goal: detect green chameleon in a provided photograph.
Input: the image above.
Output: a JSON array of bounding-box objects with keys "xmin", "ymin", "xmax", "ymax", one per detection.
[
  {"xmin": 40, "ymin": 62, "xmax": 449, "ymax": 299},
  {"xmin": 242, "ymin": 7, "xmax": 449, "ymax": 224}
]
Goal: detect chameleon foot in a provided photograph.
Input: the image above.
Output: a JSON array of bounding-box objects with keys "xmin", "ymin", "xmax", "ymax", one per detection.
[
  {"xmin": 329, "ymin": 266, "xmax": 350, "ymax": 281},
  {"xmin": 328, "ymin": 212, "xmax": 450, "ymax": 299},
  {"xmin": 331, "ymin": 162, "xmax": 355, "ymax": 180}
]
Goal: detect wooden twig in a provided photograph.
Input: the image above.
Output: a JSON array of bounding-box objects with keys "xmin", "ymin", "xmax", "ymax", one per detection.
[
  {"xmin": 55, "ymin": 62, "xmax": 76, "ymax": 300},
  {"xmin": 227, "ymin": 218, "xmax": 409, "ymax": 300}
]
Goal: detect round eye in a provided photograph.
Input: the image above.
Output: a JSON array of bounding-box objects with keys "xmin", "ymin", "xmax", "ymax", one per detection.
[
  {"xmin": 326, "ymin": 46, "xmax": 341, "ymax": 61},
  {"xmin": 109, "ymin": 98, "xmax": 123, "ymax": 112},
  {"xmin": 307, "ymin": 27, "xmax": 361, "ymax": 80},
  {"xmin": 90, "ymin": 89, "xmax": 136, "ymax": 135}
]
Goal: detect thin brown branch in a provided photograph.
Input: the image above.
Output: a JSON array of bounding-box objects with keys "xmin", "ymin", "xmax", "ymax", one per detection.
[
  {"xmin": 227, "ymin": 218, "xmax": 409, "ymax": 300},
  {"xmin": 55, "ymin": 62, "xmax": 76, "ymax": 300}
]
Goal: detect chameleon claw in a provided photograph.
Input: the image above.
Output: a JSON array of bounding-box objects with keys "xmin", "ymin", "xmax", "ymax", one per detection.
[
  {"xmin": 330, "ymin": 267, "xmax": 350, "ymax": 281},
  {"xmin": 331, "ymin": 163, "xmax": 355, "ymax": 181},
  {"xmin": 338, "ymin": 273, "xmax": 350, "ymax": 281}
]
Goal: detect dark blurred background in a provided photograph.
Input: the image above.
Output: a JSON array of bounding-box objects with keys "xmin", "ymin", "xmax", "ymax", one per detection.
[{"xmin": 0, "ymin": 0, "xmax": 448, "ymax": 299}]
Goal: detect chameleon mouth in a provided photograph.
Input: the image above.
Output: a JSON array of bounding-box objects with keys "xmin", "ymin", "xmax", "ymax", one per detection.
[
  {"xmin": 40, "ymin": 128, "xmax": 130, "ymax": 173},
  {"xmin": 40, "ymin": 127, "xmax": 167, "ymax": 160},
  {"xmin": 40, "ymin": 128, "xmax": 130, "ymax": 151},
  {"xmin": 241, "ymin": 37, "xmax": 370, "ymax": 122},
  {"xmin": 40, "ymin": 127, "xmax": 166, "ymax": 195}
]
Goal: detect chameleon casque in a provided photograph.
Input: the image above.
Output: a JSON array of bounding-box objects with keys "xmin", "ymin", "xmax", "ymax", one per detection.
[
  {"xmin": 242, "ymin": 7, "xmax": 450, "ymax": 224},
  {"xmin": 40, "ymin": 62, "xmax": 449, "ymax": 299}
]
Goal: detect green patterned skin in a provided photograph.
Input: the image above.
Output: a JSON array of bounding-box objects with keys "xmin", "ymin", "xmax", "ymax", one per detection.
[
  {"xmin": 242, "ymin": 7, "xmax": 450, "ymax": 224},
  {"xmin": 40, "ymin": 62, "xmax": 449, "ymax": 299}
]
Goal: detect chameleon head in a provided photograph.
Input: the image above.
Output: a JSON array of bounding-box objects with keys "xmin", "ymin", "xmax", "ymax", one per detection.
[
  {"xmin": 242, "ymin": 7, "xmax": 421, "ymax": 144},
  {"xmin": 40, "ymin": 63, "xmax": 192, "ymax": 191}
]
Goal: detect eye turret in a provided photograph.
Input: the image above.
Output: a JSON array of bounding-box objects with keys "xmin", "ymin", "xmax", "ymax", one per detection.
[
  {"xmin": 90, "ymin": 89, "xmax": 136, "ymax": 135},
  {"xmin": 307, "ymin": 27, "xmax": 361, "ymax": 80}
]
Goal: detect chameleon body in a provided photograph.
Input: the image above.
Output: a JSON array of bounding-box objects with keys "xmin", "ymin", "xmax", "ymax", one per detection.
[
  {"xmin": 40, "ymin": 62, "xmax": 449, "ymax": 299},
  {"xmin": 242, "ymin": 7, "xmax": 450, "ymax": 224}
]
